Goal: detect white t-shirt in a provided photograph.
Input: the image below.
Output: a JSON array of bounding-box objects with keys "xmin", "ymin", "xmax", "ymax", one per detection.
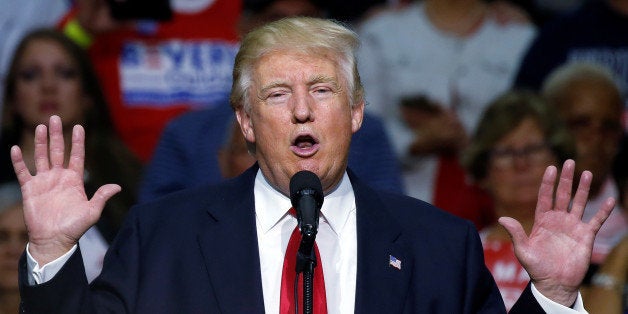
[{"xmin": 357, "ymin": 2, "xmax": 536, "ymax": 202}]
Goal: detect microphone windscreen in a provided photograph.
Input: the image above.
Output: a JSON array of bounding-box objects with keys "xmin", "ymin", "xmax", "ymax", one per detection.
[{"xmin": 289, "ymin": 170, "xmax": 323, "ymax": 208}]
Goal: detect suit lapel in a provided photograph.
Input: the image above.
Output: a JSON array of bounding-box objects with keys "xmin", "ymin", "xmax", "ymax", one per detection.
[
  {"xmin": 352, "ymin": 176, "xmax": 413, "ymax": 313},
  {"xmin": 196, "ymin": 166, "xmax": 266, "ymax": 313}
]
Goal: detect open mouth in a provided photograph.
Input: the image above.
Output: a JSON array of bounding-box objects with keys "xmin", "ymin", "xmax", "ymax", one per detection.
[
  {"xmin": 295, "ymin": 135, "xmax": 316, "ymax": 148},
  {"xmin": 291, "ymin": 134, "xmax": 319, "ymax": 157}
]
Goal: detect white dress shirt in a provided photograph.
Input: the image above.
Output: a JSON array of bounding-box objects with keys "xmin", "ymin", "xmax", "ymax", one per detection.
[{"xmin": 255, "ymin": 170, "xmax": 357, "ymax": 314}]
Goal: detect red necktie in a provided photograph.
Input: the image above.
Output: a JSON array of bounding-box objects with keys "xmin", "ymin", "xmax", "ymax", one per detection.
[{"xmin": 279, "ymin": 209, "xmax": 327, "ymax": 314}]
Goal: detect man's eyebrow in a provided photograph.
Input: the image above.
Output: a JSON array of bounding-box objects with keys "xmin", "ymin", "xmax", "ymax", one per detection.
[
  {"xmin": 309, "ymin": 75, "xmax": 339, "ymax": 88},
  {"xmin": 259, "ymin": 81, "xmax": 289, "ymax": 95}
]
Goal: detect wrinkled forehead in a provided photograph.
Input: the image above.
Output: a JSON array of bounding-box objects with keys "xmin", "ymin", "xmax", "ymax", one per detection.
[
  {"xmin": 251, "ymin": 49, "xmax": 346, "ymax": 88},
  {"xmin": 256, "ymin": 49, "xmax": 336, "ymax": 73}
]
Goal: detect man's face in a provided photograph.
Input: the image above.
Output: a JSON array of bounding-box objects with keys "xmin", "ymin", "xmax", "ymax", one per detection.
[
  {"xmin": 236, "ymin": 50, "xmax": 364, "ymax": 195},
  {"xmin": 559, "ymin": 81, "xmax": 623, "ymax": 193}
]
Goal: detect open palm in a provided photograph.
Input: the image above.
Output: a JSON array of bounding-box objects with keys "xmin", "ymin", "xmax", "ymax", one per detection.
[
  {"xmin": 11, "ymin": 115, "xmax": 120, "ymax": 265},
  {"xmin": 500, "ymin": 160, "xmax": 615, "ymax": 306}
]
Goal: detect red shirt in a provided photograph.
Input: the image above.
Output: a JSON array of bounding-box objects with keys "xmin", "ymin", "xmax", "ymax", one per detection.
[
  {"xmin": 65, "ymin": 0, "xmax": 242, "ymax": 162},
  {"xmin": 481, "ymin": 236, "xmax": 530, "ymax": 311}
]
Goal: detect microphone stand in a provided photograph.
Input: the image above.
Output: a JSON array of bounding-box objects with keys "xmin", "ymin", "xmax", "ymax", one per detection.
[{"xmin": 296, "ymin": 228, "xmax": 317, "ymax": 314}]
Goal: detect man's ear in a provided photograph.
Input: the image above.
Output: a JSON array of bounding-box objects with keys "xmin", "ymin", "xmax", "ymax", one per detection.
[
  {"xmin": 351, "ymin": 100, "xmax": 365, "ymax": 134},
  {"xmin": 236, "ymin": 108, "xmax": 255, "ymax": 143}
]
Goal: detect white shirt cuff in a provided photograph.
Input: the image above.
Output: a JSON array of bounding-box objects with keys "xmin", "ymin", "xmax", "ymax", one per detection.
[
  {"xmin": 531, "ymin": 283, "xmax": 588, "ymax": 313},
  {"xmin": 26, "ymin": 243, "xmax": 78, "ymax": 285}
]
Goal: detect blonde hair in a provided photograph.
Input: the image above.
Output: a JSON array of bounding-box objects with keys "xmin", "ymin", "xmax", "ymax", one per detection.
[{"xmin": 230, "ymin": 17, "xmax": 364, "ymax": 112}]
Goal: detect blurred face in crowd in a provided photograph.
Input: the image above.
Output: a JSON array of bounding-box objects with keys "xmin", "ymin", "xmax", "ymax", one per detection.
[
  {"xmin": 218, "ymin": 121, "xmax": 257, "ymax": 178},
  {"xmin": 12, "ymin": 38, "xmax": 89, "ymax": 128},
  {"xmin": 239, "ymin": 0, "xmax": 322, "ymax": 34},
  {"xmin": 556, "ymin": 81, "xmax": 623, "ymax": 192},
  {"xmin": 482, "ymin": 118, "xmax": 556, "ymax": 212},
  {"xmin": 0, "ymin": 204, "xmax": 28, "ymax": 291},
  {"xmin": 258, "ymin": 0, "xmax": 321, "ymax": 21},
  {"xmin": 236, "ymin": 50, "xmax": 364, "ymax": 195}
]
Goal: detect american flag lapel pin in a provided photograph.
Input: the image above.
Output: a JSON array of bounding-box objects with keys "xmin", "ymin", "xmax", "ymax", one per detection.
[{"xmin": 389, "ymin": 255, "xmax": 402, "ymax": 270}]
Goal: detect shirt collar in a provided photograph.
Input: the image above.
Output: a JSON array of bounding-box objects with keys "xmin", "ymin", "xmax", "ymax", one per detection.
[{"xmin": 254, "ymin": 169, "xmax": 356, "ymax": 236}]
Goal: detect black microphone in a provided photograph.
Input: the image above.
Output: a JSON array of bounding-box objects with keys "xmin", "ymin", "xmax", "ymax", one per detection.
[{"xmin": 289, "ymin": 170, "xmax": 324, "ymax": 273}]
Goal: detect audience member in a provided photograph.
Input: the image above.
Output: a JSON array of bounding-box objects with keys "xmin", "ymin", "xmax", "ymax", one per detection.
[
  {"xmin": 398, "ymin": 94, "xmax": 495, "ymax": 229},
  {"xmin": 584, "ymin": 96, "xmax": 628, "ymax": 314},
  {"xmin": 0, "ymin": 29, "xmax": 142, "ymax": 282},
  {"xmin": 462, "ymin": 90, "xmax": 575, "ymax": 310},
  {"xmin": 11, "ymin": 17, "xmax": 614, "ymax": 313},
  {"xmin": 0, "ymin": 183, "xmax": 20, "ymax": 213},
  {"xmin": 59, "ymin": 0, "xmax": 242, "ymax": 162},
  {"xmin": 0, "ymin": 197, "xmax": 27, "ymax": 314},
  {"xmin": 514, "ymin": 0, "xmax": 628, "ymax": 118},
  {"xmin": 0, "ymin": 0, "xmax": 71, "ymax": 130},
  {"xmin": 0, "ymin": 181, "xmax": 21, "ymax": 314},
  {"xmin": 138, "ymin": 0, "xmax": 404, "ymax": 202},
  {"xmin": 137, "ymin": 105, "xmax": 232, "ymax": 201},
  {"xmin": 237, "ymin": 0, "xmax": 324, "ymax": 32},
  {"xmin": 356, "ymin": 0, "xmax": 535, "ymax": 223},
  {"xmin": 321, "ymin": 0, "xmax": 388, "ymax": 25},
  {"xmin": 505, "ymin": 0, "xmax": 585, "ymax": 26},
  {"xmin": 514, "ymin": 0, "xmax": 628, "ymax": 174},
  {"xmin": 218, "ymin": 118, "xmax": 257, "ymax": 179},
  {"xmin": 614, "ymin": 135, "xmax": 628, "ymax": 211},
  {"xmin": 584, "ymin": 233, "xmax": 628, "ymax": 314},
  {"xmin": 542, "ymin": 61, "xmax": 628, "ymax": 268}
]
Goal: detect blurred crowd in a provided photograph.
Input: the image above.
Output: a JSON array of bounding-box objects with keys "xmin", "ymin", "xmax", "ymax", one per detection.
[{"xmin": 0, "ymin": 0, "xmax": 627, "ymax": 313}]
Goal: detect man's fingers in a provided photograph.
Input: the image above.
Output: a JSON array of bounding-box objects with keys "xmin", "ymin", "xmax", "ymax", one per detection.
[
  {"xmin": 570, "ymin": 170, "xmax": 592, "ymax": 219},
  {"xmin": 89, "ymin": 184, "xmax": 122, "ymax": 214},
  {"xmin": 68, "ymin": 125, "xmax": 86, "ymax": 174},
  {"xmin": 536, "ymin": 165, "xmax": 557, "ymax": 215},
  {"xmin": 34, "ymin": 124, "xmax": 50, "ymax": 172},
  {"xmin": 10, "ymin": 145, "xmax": 32, "ymax": 185},
  {"xmin": 498, "ymin": 217, "xmax": 527, "ymax": 247},
  {"xmin": 554, "ymin": 160, "xmax": 575, "ymax": 212},
  {"xmin": 588, "ymin": 197, "xmax": 615, "ymax": 234},
  {"xmin": 48, "ymin": 115, "xmax": 65, "ymax": 168}
]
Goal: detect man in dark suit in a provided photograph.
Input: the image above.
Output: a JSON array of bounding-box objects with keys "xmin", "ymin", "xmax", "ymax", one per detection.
[{"xmin": 12, "ymin": 17, "xmax": 614, "ymax": 313}]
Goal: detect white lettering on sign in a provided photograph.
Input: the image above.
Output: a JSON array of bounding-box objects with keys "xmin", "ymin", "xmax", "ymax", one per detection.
[{"xmin": 120, "ymin": 40, "xmax": 239, "ymax": 108}]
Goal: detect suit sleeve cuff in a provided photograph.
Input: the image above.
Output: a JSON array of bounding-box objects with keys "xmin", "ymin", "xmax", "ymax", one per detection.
[
  {"xmin": 531, "ymin": 282, "xmax": 588, "ymax": 313},
  {"xmin": 26, "ymin": 243, "xmax": 78, "ymax": 285}
]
